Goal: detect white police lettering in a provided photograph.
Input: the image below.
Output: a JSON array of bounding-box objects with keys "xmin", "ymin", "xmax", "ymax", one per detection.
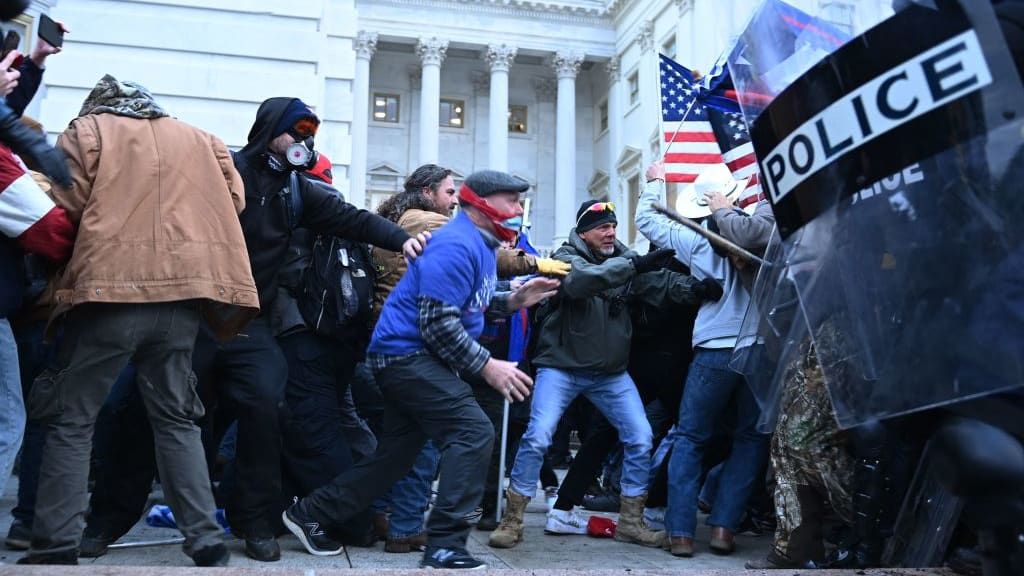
[
  {"xmin": 850, "ymin": 163, "xmax": 924, "ymax": 205},
  {"xmin": 762, "ymin": 30, "xmax": 991, "ymax": 204}
]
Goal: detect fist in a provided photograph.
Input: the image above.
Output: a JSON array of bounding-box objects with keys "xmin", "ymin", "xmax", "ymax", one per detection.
[{"xmin": 645, "ymin": 161, "xmax": 666, "ymax": 183}]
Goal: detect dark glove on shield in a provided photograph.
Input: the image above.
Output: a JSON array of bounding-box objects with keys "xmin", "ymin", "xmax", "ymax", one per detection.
[
  {"xmin": 629, "ymin": 247, "xmax": 676, "ymax": 274},
  {"xmin": 0, "ymin": 101, "xmax": 72, "ymax": 187},
  {"xmin": 694, "ymin": 277, "xmax": 724, "ymax": 302}
]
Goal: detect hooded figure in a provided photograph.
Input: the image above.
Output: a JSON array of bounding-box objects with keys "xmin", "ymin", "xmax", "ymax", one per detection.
[
  {"xmin": 173, "ymin": 97, "xmax": 415, "ymax": 563},
  {"xmin": 230, "ymin": 97, "xmax": 411, "ymax": 312}
]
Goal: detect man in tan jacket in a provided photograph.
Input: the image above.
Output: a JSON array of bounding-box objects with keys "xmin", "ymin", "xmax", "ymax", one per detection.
[{"xmin": 19, "ymin": 75, "xmax": 258, "ymax": 567}]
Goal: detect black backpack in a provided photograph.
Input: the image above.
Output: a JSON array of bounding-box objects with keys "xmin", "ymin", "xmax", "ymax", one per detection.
[
  {"xmin": 298, "ymin": 234, "xmax": 376, "ymax": 341},
  {"xmin": 287, "ymin": 172, "xmax": 376, "ymax": 342}
]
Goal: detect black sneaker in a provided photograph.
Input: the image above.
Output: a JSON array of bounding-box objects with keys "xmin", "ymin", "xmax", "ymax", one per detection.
[
  {"xmin": 581, "ymin": 492, "xmax": 620, "ymax": 512},
  {"xmin": 192, "ymin": 542, "xmax": 230, "ymax": 567},
  {"xmin": 79, "ymin": 525, "xmax": 126, "ymax": 558},
  {"xmin": 282, "ymin": 505, "xmax": 343, "ymax": 557},
  {"xmin": 420, "ymin": 546, "xmax": 487, "ymax": 570},
  {"xmin": 5, "ymin": 518, "xmax": 31, "ymax": 550},
  {"xmin": 17, "ymin": 550, "xmax": 79, "ymax": 565}
]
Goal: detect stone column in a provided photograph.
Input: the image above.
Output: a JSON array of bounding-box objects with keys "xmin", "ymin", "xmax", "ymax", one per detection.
[
  {"xmin": 533, "ymin": 77, "xmax": 557, "ymax": 248},
  {"xmin": 416, "ymin": 37, "xmax": 448, "ymax": 166},
  {"xmin": 485, "ymin": 44, "xmax": 517, "ymax": 171},
  {"xmin": 350, "ymin": 31, "xmax": 377, "ymax": 208},
  {"xmin": 675, "ymin": 0, "xmax": 693, "ymax": 65},
  {"xmin": 606, "ymin": 56, "xmax": 625, "ymax": 242},
  {"xmin": 637, "ymin": 21, "xmax": 656, "ymax": 165},
  {"xmin": 551, "ymin": 50, "xmax": 584, "ymax": 244}
]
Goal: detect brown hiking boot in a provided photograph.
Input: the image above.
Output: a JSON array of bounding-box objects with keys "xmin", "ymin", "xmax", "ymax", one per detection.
[
  {"xmin": 488, "ymin": 490, "xmax": 530, "ymax": 549},
  {"xmin": 614, "ymin": 493, "xmax": 666, "ymax": 547},
  {"xmin": 384, "ymin": 532, "xmax": 427, "ymax": 553}
]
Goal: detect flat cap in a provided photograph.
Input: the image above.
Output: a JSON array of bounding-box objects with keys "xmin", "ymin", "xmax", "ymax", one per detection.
[{"xmin": 463, "ymin": 170, "xmax": 530, "ymax": 197}]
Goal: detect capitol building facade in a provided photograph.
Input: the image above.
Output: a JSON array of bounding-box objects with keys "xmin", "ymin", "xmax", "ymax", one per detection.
[{"xmin": 26, "ymin": 0, "xmax": 891, "ymax": 250}]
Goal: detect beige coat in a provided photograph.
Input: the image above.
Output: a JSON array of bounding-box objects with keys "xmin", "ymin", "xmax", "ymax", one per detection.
[{"xmin": 51, "ymin": 113, "xmax": 259, "ymax": 339}]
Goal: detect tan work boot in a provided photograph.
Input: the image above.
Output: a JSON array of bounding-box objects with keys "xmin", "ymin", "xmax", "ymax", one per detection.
[
  {"xmin": 488, "ymin": 490, "xmax": 531, "ymax": 549},
  {"xmin": 614, "ymin": 493, "xmax": 666, "ymax": 547}
]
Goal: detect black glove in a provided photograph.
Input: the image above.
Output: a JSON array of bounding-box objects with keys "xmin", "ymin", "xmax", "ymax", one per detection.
[
  {"xmin": 628, "ymin": 247, "xmax": 676, "ymax": 274},
  {"xmin": 0, "ymin": 100, "xmax": 72, "ymax": 187},
  {"xmin": 693, "ymin": 277, "xmax": 724, "ymax": 302}
]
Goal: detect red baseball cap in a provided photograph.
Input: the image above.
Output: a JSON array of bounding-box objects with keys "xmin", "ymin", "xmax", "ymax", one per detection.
[{"xmin": 306, "ymin": 153, "xmax": 333, "ymax": 185}]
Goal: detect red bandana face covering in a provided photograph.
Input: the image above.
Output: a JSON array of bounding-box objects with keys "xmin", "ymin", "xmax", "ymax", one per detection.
[{"xmin": 458, "ymin": 184, "xmax": 519, "ymax": 243}]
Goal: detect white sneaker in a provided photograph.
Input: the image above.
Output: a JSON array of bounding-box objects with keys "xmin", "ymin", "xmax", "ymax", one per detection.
[
  {"xmin": 643, "ymin": 506, "xmax": 666, "ymax": 531},
  {"xmin": 544, "ymin": 508, "xmax": 589, "ymax": 535},
  {"xmin": 544, "ymin": 486, "xmax": 558, "ymax": 512}
]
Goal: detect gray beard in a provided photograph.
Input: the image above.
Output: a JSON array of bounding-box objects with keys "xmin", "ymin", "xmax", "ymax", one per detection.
[{"xmin": 598, "ymin": 246, "xmax": 615, "ymax": 257}]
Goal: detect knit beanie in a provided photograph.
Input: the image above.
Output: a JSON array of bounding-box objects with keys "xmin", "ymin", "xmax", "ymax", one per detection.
[
  {"xmin": 273, "ymin": 99, "xmax": 318, "ymax": 139},
  {"xmin": 575, "ymin": 199, "xmax": 617, "ymax": 233}
]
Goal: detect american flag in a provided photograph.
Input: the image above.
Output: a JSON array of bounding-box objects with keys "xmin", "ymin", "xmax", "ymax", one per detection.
[{"xmin": 659, "ymin": 54, "xmax": 763, "ymax": 208}]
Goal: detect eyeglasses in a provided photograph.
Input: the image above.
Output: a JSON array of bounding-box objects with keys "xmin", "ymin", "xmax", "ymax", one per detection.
[
  {"xmin": 288, "ymin": 117, "xmax": 320, "ymax": 140},
  {"xmin": 576, "ymin": 201, "xmax": 615, "ymax": 228}
]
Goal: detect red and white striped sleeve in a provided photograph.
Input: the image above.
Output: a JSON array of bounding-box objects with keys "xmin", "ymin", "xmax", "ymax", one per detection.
[{"xmin": 0, "ymin": 146, "xmax": 75, "ymax": 262}]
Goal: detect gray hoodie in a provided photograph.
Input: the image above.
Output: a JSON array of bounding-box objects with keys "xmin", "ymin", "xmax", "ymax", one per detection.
[{"xmin": 635, "ymin": 180, "xmax": 751, "ymax": 349}]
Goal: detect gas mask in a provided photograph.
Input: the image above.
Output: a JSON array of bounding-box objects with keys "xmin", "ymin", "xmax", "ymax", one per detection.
[{"xmin": 285, "ymin": 137, "xmax": 318, "ymax": 171}]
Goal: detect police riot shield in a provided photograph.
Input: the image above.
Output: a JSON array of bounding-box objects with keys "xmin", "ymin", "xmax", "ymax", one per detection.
[
  {"xmin": 730, "ymin": 229, "xmax": 809, "ymax": 433},
  {"xmin": 729, "ymin": 0, "xmax": 1024, "ymax": 428}
]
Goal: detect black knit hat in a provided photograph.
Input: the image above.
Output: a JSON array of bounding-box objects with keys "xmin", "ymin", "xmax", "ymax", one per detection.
[{"xmin": 575, "ymin": 200, "xmax": 617, "ymax": 233}]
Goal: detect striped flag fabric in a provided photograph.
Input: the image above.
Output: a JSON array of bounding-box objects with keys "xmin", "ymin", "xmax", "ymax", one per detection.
[
  {"xmin": 659, "ymin": 54, "xmax": 764, "ymax": 208},
  {"xmin": 0, "ymin": 145, "xmax": 75, "ymax": 262},
  {"xmin": 659, "ymin": 54, "xmax": 720, "ymax": 184},
  {"xmin": 707, "ymin": 107, "xmax": 762, "ymax": 209}
]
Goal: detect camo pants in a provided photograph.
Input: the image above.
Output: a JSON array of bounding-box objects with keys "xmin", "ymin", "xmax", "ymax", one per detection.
[{"xmin": 770, "ymin": 342, "xmax": 854, "ymax": 562}]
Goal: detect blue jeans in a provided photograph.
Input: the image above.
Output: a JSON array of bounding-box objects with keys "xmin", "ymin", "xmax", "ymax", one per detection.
[
  {"xmin": 374, "ymin": 442, "xmax": 440, "ymax": 538},
  {"xmin": 0, "ymin": 318, "xmax": 25, "ymax": 493},
  {"xmin": 510, "ymin": 368, "xmax": 652, "ymax": 498},
  {"xmin": 666, "ymin": 348, "xmax": 769, "ymax": 538}
]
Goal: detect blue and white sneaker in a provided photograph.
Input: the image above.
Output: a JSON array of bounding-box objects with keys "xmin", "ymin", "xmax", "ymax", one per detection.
[{"xmin": 420, "ymin": 546, "xmax": 487, "ymax": 570}]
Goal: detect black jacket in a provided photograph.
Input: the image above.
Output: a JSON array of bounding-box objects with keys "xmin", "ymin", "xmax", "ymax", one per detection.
[{"xmin": 234, "ymin": 97, "xmax": 409, "ymax": 312}]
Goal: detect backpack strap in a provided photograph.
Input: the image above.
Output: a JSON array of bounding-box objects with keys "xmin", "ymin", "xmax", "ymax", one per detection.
[{"xmin": 286, "ymin": 171, "xmax": 304, "ymax": 230}]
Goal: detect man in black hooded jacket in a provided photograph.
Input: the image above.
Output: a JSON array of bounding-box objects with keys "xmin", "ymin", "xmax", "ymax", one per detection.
[{"xmin": 189, "ymin": 97, "xmax": 424, "ymax": 562}]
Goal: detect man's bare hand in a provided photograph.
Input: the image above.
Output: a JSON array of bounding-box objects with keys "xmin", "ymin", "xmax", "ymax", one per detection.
[
  {"xmin": 402, "ymin": 231, "xmax": 430, "ymax": 260},
  {"xmin": 481, "ymin": 358, "xmax": 533, "ymax": 402},
  {"xmin": 704, "ymin": 189, "xmax": 734, "ymax": 212},
  {"xmin": 645, "ymin": 160, "xmax": 666, "ymax": 182},
  {"xmin": 31, "ymin": 21, "xmax": 68, "ymax": 67},
  {"xmin": 509, "ymin": 276, "xmax": 559, "ymax": 310},
  {"xmin": 0, "ymin": 51, "xmax": 21, "ymax": 96}
]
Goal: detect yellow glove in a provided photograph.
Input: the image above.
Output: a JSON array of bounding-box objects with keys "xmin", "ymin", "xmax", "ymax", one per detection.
[{"xmin": 535, "ymin": 258, "xmax": 571, "ymax": 277}]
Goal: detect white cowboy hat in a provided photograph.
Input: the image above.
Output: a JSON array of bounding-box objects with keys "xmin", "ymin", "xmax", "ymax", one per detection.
[{"xmin": 674, "ymin": 164, "xmax": 748, "ymax": 219}]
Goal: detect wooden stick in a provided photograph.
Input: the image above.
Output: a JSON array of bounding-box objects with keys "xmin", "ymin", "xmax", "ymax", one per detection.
[{"xmin": 653, "ymin": 202, "xmax": 769, "ymax": 267}]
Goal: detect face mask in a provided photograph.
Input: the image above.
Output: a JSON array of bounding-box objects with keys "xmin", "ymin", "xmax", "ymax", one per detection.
[{"xmin": 500, "ymin": 216, "xmax": 523, "ymax": 231}]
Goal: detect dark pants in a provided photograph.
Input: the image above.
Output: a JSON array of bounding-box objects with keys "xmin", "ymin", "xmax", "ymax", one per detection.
[
  {"xmin": 192, "ymin": 315, "xmax": 288, "ymax": 538},
  {"xmin": 297, "ymin": 355, "xmax": 494, "ymax": 549},
  {"xmin": 278, "ymin": 330, "xmax": 372, "ymax": 539},
  {"xmin": 84, "ymin": 367, "xmax": 160, "ymax": 538},
  {"xmin": 28, "ymin": 302, "xmax": 221, "ymax": 556},
  {"xmin": 10, "ymin": 320, "xmax": 56, "ymax": 526}
]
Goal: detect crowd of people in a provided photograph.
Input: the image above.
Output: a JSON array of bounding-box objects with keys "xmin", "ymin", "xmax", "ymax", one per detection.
[{"xmin": 1, "ymin": 0, "xmax": 1020, "ymax": 572}]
